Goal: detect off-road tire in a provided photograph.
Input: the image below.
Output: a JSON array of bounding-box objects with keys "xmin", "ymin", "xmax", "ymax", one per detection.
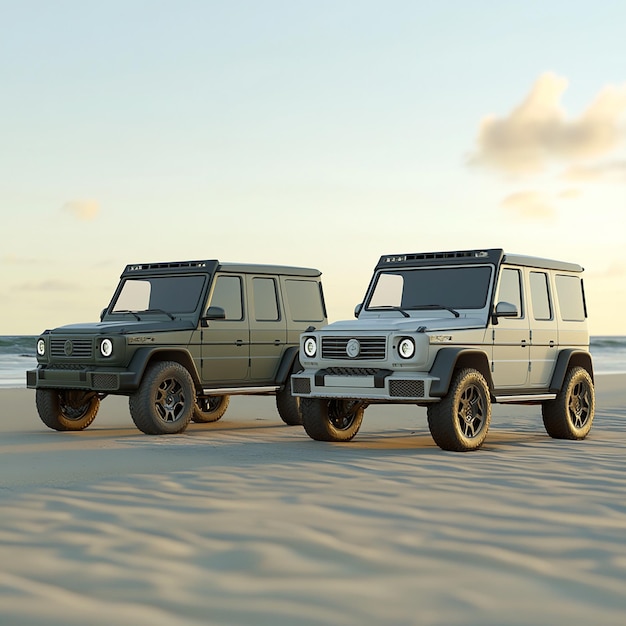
[
  {"xmin": 427, "ymin": 368, "xmax": 492, "ymax": 451},
  {"xmin": 301, "ymin": 397, "xmax": 364, "ymax": 442},
  {"xmin": 542, "ymin": 366, "xmax": 594, "ymax": 440},
  {"xmin": 129, "ymin": 361, "xmax": 195, "ymax": 435},
  {"xmin": 192, "ymin": 395, "xmax": 230, "ymax": 423},
  {"xmin": 276, "ymin": 378, "xmax": 302, "ymax": 425},
  {"xmin": 35, "ymin": 389, "xmax": 100, "ymax": 431}
]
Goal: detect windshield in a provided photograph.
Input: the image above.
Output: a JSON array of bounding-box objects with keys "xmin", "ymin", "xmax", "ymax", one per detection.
[
  {"xmin": 111, "ymin": 275, "xmax": 206, "ymax": 315},
  {"xmin": 366, "ymin": 266, "xmax": 493, "ymax": 311}
]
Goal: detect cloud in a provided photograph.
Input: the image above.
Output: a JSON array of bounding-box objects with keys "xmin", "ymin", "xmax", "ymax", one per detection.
[
  {"xmin": 61, "ymin": 199, "xmax": 100, "ymax": 221},
  {"xmin": 469, "ymin": 73, "xmax": 626, "ymax": 175},
  {"xmin": 500, "ymin": 191, "xmax": 556, "ymax": 219},
  {"xmin": 557, "ymin": 188, "xmax": 582, "ymax": 199},
  {"xmin": 561, "ymin": 160, "xmax": 626, "ymax": 182}
]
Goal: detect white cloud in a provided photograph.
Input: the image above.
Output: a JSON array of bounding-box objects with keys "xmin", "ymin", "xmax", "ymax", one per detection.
[
  {"xmin": 469, "ymin": 73, "xmax": 626, "ymax": 175},
  {"xmin": 500, "ymin": 191, "xmax": 556, "ymax": 220},
  {"xmin": 561, "ymin": 160, "xmax": 626, "ymax": 182},
  {"xmin": 61, "ymin": 199, "xmax": 100, "ymax": 221}
]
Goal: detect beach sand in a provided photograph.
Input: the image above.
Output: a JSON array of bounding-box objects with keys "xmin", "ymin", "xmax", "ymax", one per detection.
[{"xmin": 1, "ymin": 375, "xmax": 625, "ymax": 625}]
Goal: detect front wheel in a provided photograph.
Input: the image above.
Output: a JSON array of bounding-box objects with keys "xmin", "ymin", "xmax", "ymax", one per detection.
[
  {"xmin": 301, "ymin": 397, "xmax": 365, "ymax": 442},
  {"xmin": 129, "ymin": 361, "xmax": 195, "ymax": 435},
  {"xmin": 276, "ymin": 378, "xmax": 302, "ymax": 425},
  {"xmin": 192, "ymin": 395, "xmax": 230, "ymax": 423},
  {"xmin": 427, "ymin": 368, "xmax": 492, "ymax": 451},
  {"xmin": 542, "ymin": 367, "xmax": 594, "ymax": 439},
  {"xmin": 35, "ymin": 389, "xmax": 100, "ymax": 431}
]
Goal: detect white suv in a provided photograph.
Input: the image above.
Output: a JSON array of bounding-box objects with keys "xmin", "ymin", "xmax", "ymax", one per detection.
[{"xmin": 292, "ymin": 249, "xmax": 594, "ymax": 451}]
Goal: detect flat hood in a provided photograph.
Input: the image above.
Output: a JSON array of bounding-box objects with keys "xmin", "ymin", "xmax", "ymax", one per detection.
[
  {"xmin": 46, "ymin": 320, "xmax": 196, "ymax": 335},
  {"xmin": 324, "ymin": 315, "xmax": 486, "ymax": 333}
]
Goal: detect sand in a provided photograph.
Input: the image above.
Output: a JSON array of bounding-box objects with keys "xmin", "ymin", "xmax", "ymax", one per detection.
[{"xmin": 0, "ymin": 375, "xmax": 625, "ymax": 625}]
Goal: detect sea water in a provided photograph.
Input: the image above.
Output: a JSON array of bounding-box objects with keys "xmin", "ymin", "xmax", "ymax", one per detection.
[{"xmin": 1, "ymin": 335, "xmax": 625, "ymax": 389}]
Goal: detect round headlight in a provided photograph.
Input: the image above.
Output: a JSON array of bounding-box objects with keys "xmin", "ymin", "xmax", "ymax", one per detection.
[
  {"xmin": 398, "ymin": 337, "xmax": 415, "ymax": 359},
  {"xmin": 36, "ymin": 339, "xmax": 46, "ymax": 356},
  {"xmin": 100, "ymin": 338, "xmax": 113, "ymax": 357},
  {"xmin": 303, "ymin": 336, "xmax": 317, "ymax": 358}
]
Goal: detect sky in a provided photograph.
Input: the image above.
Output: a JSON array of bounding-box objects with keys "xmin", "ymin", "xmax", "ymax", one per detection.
[{"xmin": 1, "ymin": 0, "xmax": 625, "ymax": 335}]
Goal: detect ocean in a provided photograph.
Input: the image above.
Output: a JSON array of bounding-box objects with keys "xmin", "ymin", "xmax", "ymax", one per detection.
[{"xmin": 1, "ymin": 334, "xmax": 625, "ymax": 389}]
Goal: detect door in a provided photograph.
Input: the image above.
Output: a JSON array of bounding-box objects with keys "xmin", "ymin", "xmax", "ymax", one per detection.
[
  {"xmin": 527, "ymin": 270, "xmax": 557, "ymax": 388},
  {"xmin": 248, "ymin": 276, "xmax": 287, "ymax": 381},
  {"xmin": 201, "ymin": 274, "xmax": 249, "ymax": 383},
  {"xmin": 491, "ymin": 267, "xmax": 530, "ymax": 389}
]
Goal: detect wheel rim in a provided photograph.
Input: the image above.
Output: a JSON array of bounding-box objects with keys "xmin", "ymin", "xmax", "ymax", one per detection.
[
  {"xmin": 198, "ymin": 396, "xmax": 221, "ymax": 413},
  {"xmin": 155, "ymin": 377, "xmax": 188, "ymax": 423},
  {"xmin": 455, "ymin": 384, "xmax": 486, "ymax": 439},
  {"xmin": 59, "ymin": 392, "xmax": 93, "ymax": 421},
  {"xmin": 328, "ymin": 400, "xmax": 360, "ymax": 431},
  {"xmin": 568, "ymin": 380, "xmax": 592, "ymax": 429}
]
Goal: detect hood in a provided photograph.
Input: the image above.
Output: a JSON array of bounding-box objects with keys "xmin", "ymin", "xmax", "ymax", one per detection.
[
  {"xmin": 323, "ymin": 315, "xmax": 486, "ymax": 333},
  {"xmin": 45, "ymin": 319, "xmax": 196, "ymax": 335}
]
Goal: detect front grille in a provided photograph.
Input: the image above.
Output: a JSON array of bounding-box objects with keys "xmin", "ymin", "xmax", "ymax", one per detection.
[
  {"xmin": 50, "ymin": 338, "xmax": 93, "ymax": 359},
  {"xmin": 92, "ymin": 373, "xmax": 119, "ymax": 390},
  {"xmin": 321, "ymin": 337, "xmax": 386, "ymax": 360},
  {"xmin": 389, "ymin": 380, "xmax": 425, "ymax": 398},
  {"xmin": 292, "ymin": 378, "xmax": 311, "ymax": 395}
]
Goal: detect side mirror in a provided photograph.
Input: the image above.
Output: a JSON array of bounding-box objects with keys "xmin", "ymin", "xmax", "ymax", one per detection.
[
  {"xmin": 204, "ymin": 306, "xmax": 226, "ymax": 320},
  {"xmin": 354, "ymin": 303, "xmax": 363, "ymax": 318},
  {"xmin": 494, "ymin": 301, "xmax": 518, "ymax": 317}
]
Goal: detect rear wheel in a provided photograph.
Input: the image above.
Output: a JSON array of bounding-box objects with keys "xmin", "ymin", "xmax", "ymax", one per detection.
[
  {"xmin": 427, "ymin": 368, "xmax": 491, "ymax": 451},
  {"xmin": 276, "ymin": 377, "xmax": 302, "ymax": 425},
  {"xmin": 192, "ymin": 395, "xmax": 229, "ymax": 423},
  {"xmin": 542, "ymin": 367, "xmax": 594, "ymax": 439},
  {"xmin": 35, "ymin": 389, "xmax": 100, "ymax": 431},
  {"xmin": 301, "ymin": 397, "xmax": 364, "ymax": 442},
  {"xmin": 129, "ymin": 361, "xmax": 195, "ymax": 434}
]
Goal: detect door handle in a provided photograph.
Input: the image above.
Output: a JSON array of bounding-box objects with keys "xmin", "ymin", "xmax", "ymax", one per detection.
[
  {"xmin": 274, "ymin": 339, "xmax": 281, "ymax": 346},
  {"xmin": 549, "ymin": 340, "xmax": 555, "ymax": 347},
  {"xmin": 521, "ymin": 340, "xmax": 527, "ymax": 346},
  {"xmin": 235, "ymin": 340, "xmax": 244, "ymax": 346}
]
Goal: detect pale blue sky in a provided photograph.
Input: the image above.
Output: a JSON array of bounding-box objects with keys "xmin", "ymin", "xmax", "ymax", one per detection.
[{"xmin": 1, "ymin": 1, "xmax": 625, "ymax": 334}]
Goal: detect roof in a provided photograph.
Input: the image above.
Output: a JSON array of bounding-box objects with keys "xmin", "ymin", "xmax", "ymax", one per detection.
[
  {"xmin": 121, "ymin": 260, "xmax": 321, "ymax": 278},
  {"xmin": 376, "ymin": 249, "xmax": 583, "ymax": 273}
]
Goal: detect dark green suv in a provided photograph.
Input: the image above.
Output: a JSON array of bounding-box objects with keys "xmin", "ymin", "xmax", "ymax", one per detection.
[{"xmin": 27, "ymin": 260, "xmax": 327, "ymax": 434}]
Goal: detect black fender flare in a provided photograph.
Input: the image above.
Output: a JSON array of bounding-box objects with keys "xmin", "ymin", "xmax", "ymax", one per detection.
[
  {"xmin": 275, "ymin": 347, "xmax": 301, "ymax": 386},
  {"xmin": 428, "ymin": 348, "xmax": 493, "ymax": 398},
  {"xmin": 549, "ymin": 349, "xmax": 594, "ymax": 393},
  {"xmin": 123, "ymin": 347, "xmax": 201, "ymax": 389}
]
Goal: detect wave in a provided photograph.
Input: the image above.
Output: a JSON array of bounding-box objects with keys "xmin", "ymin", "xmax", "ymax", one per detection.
[{"xmin": 0, "ymin": 335, "xmax": 37, "ymax": 357}]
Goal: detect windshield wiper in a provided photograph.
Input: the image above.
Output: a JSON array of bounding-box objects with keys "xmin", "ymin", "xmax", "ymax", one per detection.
[
  {"xmin": 143, "ymin": 308, "xmax": 176, "ymax": 320},
  {"xmin": 368, "ymin": 306, "xmax": 411, "ymax": 318},
  {"xmin": 113, "ymin": 310, "xmax": 141, "ymax": 320},
  {"xmin": 410, "ymin": 304, "xmax": 460, "ymax": 318}
]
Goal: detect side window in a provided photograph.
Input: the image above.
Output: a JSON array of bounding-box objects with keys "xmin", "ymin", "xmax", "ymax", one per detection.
[
  {"xmin": 210, "ymin": 275, "xmax": 243, "ymax": 320},
  {"xmin": 253, "ymin": 277, "xmax": 280, "ymax": 321},
  {"xmin": 496, "ymin": 268, "xmax": 523, "ymax": 317},
  {"xmin": 529, "ymin": 272, "xmax": 552, "ymax": 321},
  {"xmin": 285, "ymin": 280, "xmax": 325, "ymax": 322},
  {"xmin": 555, "ymin": 275, "xmax": 586, "ymax": 321}
]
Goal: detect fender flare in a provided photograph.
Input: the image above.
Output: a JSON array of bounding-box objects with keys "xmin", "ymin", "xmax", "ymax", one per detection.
[
  {"xmin": 428, "ymin": 348, "xmax": 493, "ymax": 398},
  {"xmin": 549, "ymin": 349, "xmax": 594, "ymax": 393},
  {"xmin": 275, "ymin": 346, "xmax": 301, "ymax": 386},
  {"xmin": 124, "ymin": 347, "xmax": 201, "ymax": 389}
]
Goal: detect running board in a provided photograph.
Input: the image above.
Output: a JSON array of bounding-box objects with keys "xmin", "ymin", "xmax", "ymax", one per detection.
[
  {"xmin": 495, "ymin": 393, "xmax": 556, "ymax": 403},
  {"xmin": 201, "ymin": 386, "xmax": 280, "ymax": 396}
]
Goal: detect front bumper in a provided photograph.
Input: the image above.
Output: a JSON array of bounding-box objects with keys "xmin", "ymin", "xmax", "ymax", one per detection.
[
  {"xmin": 27, "ymin": 366, "xmax": 141, "ymax": 393},
  {"xmin": 291, "ymin": 367, "xmax": 439, "ymax": 402}
]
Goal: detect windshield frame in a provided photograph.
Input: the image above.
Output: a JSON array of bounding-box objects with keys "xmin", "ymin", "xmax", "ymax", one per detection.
[{"xmin": 363, "ymin": 264, "xmax": 495, "ymax": 317}]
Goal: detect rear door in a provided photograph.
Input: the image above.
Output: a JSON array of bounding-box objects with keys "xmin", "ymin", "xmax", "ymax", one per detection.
[{"xmin": 248, "ymin": 275, "xmax": 287, "ymax": 382}]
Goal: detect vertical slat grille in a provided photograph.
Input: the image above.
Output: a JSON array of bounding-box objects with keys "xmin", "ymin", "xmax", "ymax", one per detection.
[
  {"xmin": 321, "ymin": 337, "xmax": 386, "ymax": 360},
  {"xmin": 50, "ymin": 338, "xmax": 93, "ymax": 359}
]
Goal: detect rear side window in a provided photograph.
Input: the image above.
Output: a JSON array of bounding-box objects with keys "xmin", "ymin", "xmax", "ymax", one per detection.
[
  {"xmin": 529, "ymin": 272, "xmax": 552, "ymax": 320},
  {"xmin": 253, "ymin": 277, "xmax": 280, "ymax": 321},
  {"xmin": 555, "ymin": 275, "xmax": 586, "ymax": 321},
  {"xmin": 285, "ymin": 280, "xmax": 325, "ymax": 322}
]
